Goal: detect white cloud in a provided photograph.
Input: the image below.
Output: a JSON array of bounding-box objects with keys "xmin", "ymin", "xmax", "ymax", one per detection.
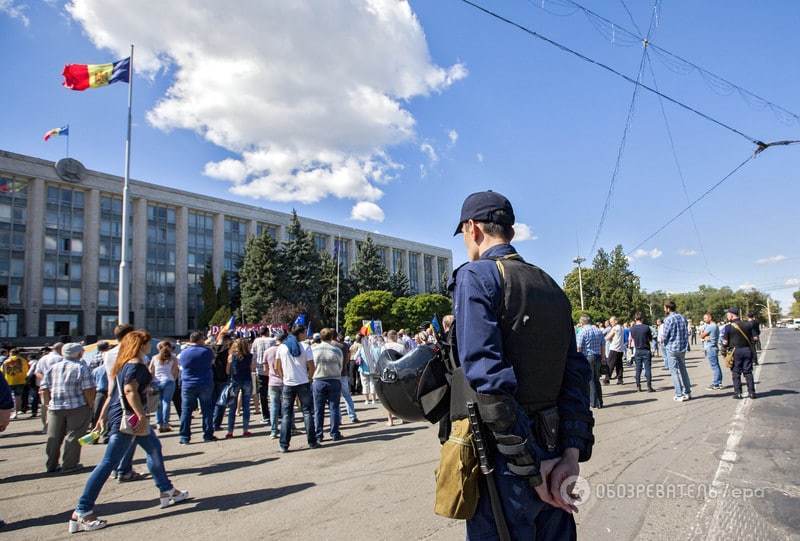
[
  {"xmin": 513, "ymin": 223, "xmax": 537, "ymax": 241},
  {"xmin": 678, "ymin": 249, "xmax": 697, "ymax": 256},
  {"xmin": 629, "ymin": 248, "xmax": 663, "ymax": 260},
  {"xmin": 785, "ymin": 278, "xmax": 800, "ymax": 287},
  {"xmin": 476, "ymin": 152, "xmax": 484, "ymax": 163},
  {"xmin": 350, "ymin": 201, "xmax": 385, "ymax": 222},
  {"xmin": 420, "ymin": 142, "xmax": 438, "ymax": 162},
  {"xmin": 755, "ymin": 254, "xmax": 786, "ymax": 265},
  {"xmin": 448, "ymin": 129, "xmax": 458, "ymax": 146},
  {"xmin": 738, "ymin": 283, "xmax": 756, "ymax": 291},
  {"xmin": 0, "ymin": 0, "xmax": 29, "ymax": 25},
  {"xmin": 66, "ymin": 0, "xmax": 466, "ymax": 205}
]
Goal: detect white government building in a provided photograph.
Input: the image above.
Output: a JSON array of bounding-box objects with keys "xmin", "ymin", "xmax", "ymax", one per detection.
[{"xmin": 0, "ymin": 150, "xmax": 453, "ymax": 339}]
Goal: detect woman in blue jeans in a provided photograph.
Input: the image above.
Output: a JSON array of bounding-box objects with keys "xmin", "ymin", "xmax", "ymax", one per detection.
[
  {"xmin": 148, "ymin": 341, "xmax": 179, "ymax": 433},
  {"xmin": 68, "ymin": 330, "xmax": 188, "ymax": 533},
  {"xmin": 225, "ymin": 339, "xmax": 254, "ymax": 438}
]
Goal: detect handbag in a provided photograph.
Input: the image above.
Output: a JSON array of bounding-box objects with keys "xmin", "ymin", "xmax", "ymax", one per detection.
[
  {"xmin": 116, "ymin": 373, "xmax": 149, "ymax": 436},
  {"xmin": 724, "ymin": 323, "xmax": 752, "ymax": 370}
]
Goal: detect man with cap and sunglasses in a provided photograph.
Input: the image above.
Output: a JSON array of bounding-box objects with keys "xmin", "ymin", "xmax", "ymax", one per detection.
[
  {"xmin": 721, "ymin": 308, "xmax": 757, "ymax": 399},
  {"xmin": 446, "ymin": 190, "xmax": 594, "ymax": 540}
]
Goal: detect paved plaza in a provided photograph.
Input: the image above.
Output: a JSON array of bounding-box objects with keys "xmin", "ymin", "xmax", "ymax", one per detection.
[{"xmin": 1, "ymin": 330, "xmax": 798, "ymax": 540}]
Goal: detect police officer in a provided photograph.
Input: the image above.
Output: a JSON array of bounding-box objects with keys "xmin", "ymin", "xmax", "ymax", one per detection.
[
  {"xmin": 450, "ymin": 191, "xmax": 594, "ymax": 540},
  {"xmin": 747, "ymin": 312, "xmax": 761, "ymax": 358},
  {"xmin": 721, "ymin": 307, "xmax": 757, "ymax": 400}
]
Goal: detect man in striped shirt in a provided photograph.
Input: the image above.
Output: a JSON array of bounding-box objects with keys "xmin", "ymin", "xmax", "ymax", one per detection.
[{"xmin": 577, "ymin": 315, "xmax": 605, "ymax": 409}]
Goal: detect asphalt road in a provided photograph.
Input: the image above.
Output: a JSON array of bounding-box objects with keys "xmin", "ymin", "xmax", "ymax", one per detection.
[{"xmin": 1, "ymin": 328, "xmax": 797, "ymax": 540}]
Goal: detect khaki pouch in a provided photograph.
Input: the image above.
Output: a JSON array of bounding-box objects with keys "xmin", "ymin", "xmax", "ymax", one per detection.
[{"xmin": 434, "ymin": 418, "xmax": 480, "ymax": 520}]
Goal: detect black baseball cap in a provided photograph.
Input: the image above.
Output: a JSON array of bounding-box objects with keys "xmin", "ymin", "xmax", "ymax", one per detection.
[
  {"xmin": 726, "ymin": 307, "xmax": 740, "ymax": 316},
  {"xmin": 453, "ymin": 190, "xmax": 515, "ymax": 236}
]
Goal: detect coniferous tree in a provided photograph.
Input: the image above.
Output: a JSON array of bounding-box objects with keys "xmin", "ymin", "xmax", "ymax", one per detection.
[
  {"xmin": 318, "ymin": 251, "xmax": 356, "ymax": 329},
  {"xmin": 239, "ymin": 232, "xmax": 280, "ymax": 323},
  {"xmin": 198, "ymin": 264, "xmax": 218, "ymax": 329},
  {"xmin": 351, "ymin": 236, "xmax": 390, "ymax": 294},
  {"xmin": 217, "ymin": 271, "xmax": 231, "ymax": 310},
  {"xmin": 388, "ymin": 271, "xmax": 411, "ymax": 298},
  {"xmin": 278, "ymin": 210, "xmax": 322, "ymax": 312}
]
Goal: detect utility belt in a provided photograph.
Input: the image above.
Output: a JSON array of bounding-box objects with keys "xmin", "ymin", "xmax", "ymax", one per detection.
[{"xmin": 449, "ymin": 367, "xmax": 560, "ymax": 453}]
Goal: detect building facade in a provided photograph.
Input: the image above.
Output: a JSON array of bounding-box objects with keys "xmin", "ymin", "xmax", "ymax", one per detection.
[{"xmin": 0, "ymin": 150, "xmax": 452, "ymax": 338}]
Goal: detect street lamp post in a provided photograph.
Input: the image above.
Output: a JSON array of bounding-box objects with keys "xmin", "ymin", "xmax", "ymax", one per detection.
[
  {"xmin": 573, "ymin": 256, "xmax": 586, "ymax": 312},
  {"xmin": 755, "ymin": 300, "xmax": 773, "ymax": 328}
]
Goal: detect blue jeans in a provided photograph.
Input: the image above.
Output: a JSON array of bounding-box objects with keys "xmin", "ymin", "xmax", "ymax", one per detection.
[
  {"xmin": 662, "ymin": 346, "xmax": 670, "ymax": 370},
  {"xmin": 152, "ymin": 379, "xmax": 176, "ymax": 427},
  {"xmin": 633, "ymin": 349, "xmax": 652, "ymax": 386},
  {"xmin": 467, "ymin": 405, "xmax": 575, "ymax": 540},
  {"xmin": 312, "ymin": 378, "xmax": 342, "ymax": 440},
  {"xmin": 667, "ymin": 350, "xmax": 692, "ymax": 397},
  {"xmin": 76, "ymin": 430, "xmax": 172, "ymax": 516},
  {"xmin": 340, "ymin": 376, "xmax": 357, "ymax": 420},
  {"xmin": 585, "ymin": 354, "xmax": 603, "ymax": 408},
  {"xmin": 705, "ymin": 346, "xmax": 722, "ymax": 386},
  {"xmin": 179, "ymin": 384, "xmax": 215, "ymax": 443},
  {"xmin": 269, "ymin": 385, "xmax": 282, "ymax": 436},
  {"xmin": 212, "ymin": 381, "xmax": 227, "ymax": 429},
  {"xmin": 227, "ymin": 380, "xmax": 252, "ymax": 433},
  {"xmin": 280, "ymin": 383, "xmax": 316, "ymax": 449}
]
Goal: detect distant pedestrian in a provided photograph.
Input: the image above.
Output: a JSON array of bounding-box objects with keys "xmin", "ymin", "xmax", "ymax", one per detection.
[
  {"xmin": 2, "ymin": 348, "xmax": 29, "ymax": 419},
  {"xmin": 311, "ymin": 328, "xmax": 344, "ymax": 442},
  {"xmin": 333, "ymin": 333, "xmax": 358, "ymax": 424},
  {"xmin": 275, "ymin": 324, "xmax": 319, "ymax": 452},
  {"xmin": 604, "ymin": 317, "xmax": 625, "ymax": 384},
  {"xmin": 225, "ymin": 338, "xmax": 254, "ymax": 438},
  {"xmin": 36, "ymin": 342, "xmax": 64, "ymax": 432},
  {"xmin": 40, "ymin": 343, "xmax": 95, "ymax": 473},
  {"xmin": 251, "ymin": 327, "xmax": 274, "ymax": 426},
  {"xmin": 629, "ymin": 313, "xmax": 655, "ymax": 392},
  {"xmin": 662, "ymin": 300, "xmax": 691, "ymax": 401},
  {"xmin": 149, "ymin": 341, "xmax": 179, "ymax": 433},
  {"xmin": 700, "ymin": 312, "xmax": 723, "ymax": 390},
  {"xmin": 178, "ymin": 332, "xmax": 216, "ymax": 444},
  {"xmin": 747, "ymin": 312, "xmax": 762, "ymax": 358},
  {"xmin": 265, "ymin": 332, "xmax": 284, "ymax": 439},
  {"xmin": 577, "ymin": 315, "xmax": 605, "ymax": 408},
  {"xmin": 211, "ymin": 332, "xmax": 232, "ymax": 431}
]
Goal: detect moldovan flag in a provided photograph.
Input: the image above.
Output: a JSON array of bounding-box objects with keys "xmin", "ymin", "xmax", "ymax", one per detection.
[
  {"xmin": 43, "ymin": 126, "xmax": 69, "ymax": 141},
  {"xmin": 62, "ymin": 57, "xmax": 130, "ymax": 91},
  {"xmin": 220, "ymin": 315, "xmax": 236, "ymax": 333}
]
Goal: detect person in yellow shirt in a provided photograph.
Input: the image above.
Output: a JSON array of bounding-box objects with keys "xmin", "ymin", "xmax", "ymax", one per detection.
[{"xmin": 2, "ymin": 349, "xmax": 29, "ymax": 419}]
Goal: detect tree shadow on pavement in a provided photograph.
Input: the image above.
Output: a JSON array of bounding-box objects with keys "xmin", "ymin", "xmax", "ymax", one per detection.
[
  {"xmin": 0, "ymin": 440, "xmax": 44, "ymax": 451},
  {"xmin": 1, "ymin": 482, "xmax": 315, "ymax": 532},
  {"xmin": 168, "ymin": 457, "xmax": 277, "ymax": 477},
  {"xmin": 603, "ymin": 398, "xmax": 657, "ymax": 408},
  {"xmin": 323, "ymin": 425, "xmax": 426, "ymax": 447}
]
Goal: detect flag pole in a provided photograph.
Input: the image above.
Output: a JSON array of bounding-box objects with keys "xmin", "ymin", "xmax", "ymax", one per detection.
[
  {"xmin": 65, "ymin": 124, "xmax": 69, "ymax": 158},
  {"xmin": 118, "ymin": 44, "xmax": 134, "ymax": 326},
  {"xmin": 335, "ymin": 234, "xmax": 341, "ymax": 334}
]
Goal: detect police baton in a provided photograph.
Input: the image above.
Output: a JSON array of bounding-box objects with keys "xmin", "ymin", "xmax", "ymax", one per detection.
[{"xmin": 467, "ymin": 402, "xmax": 511, "ymax": 541}]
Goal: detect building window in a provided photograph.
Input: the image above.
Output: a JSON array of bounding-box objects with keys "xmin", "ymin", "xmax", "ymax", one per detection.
[
  {"xmin": 409, "ymin": 252, "xmax": 419, "ymax": 293},
  {"xmin": 147, "ymin": 203, "xmax": 177, "ymax": 335},
  {"xmin": 257, "ymin": 222, "xmax": 278, "ymax": 240},
  {"xmin": 224, "ymin": 217, "xmax": 248, "ymax": 293},
  {"xmin": 424, "ymin": 255, "xmax": 434, "ymax": 292},
  {"xmin": 438, "ymin": 257, "xmax": 449, "ymax": 286},
  {"xmin": 334, "ymin": 238, "xmax": 351, "ymax": 277},
  {"xmin": 0, "ymin": 178, "xmax": 26, "ymax": 308},
  {"xmin": 312, "ymin": 233, "xmax": 329, "ymax": 255},
  {"xmin": 43, "ymin": 185, "xmax": 83, "ymax": 310},
  {"xmin": 97, "ymin": 195, "xmax": 131, "ymax": 310},
  {"xmin": 188, "ymin": 211, "xmax": 214, "ymax": 330},
  {"xmin": 0, "ymin": 313, "xmax": 18, "ymax": 338},
  {"xmin": 392, "ymin": 248, "xmax": 405, "ymax": 274}
]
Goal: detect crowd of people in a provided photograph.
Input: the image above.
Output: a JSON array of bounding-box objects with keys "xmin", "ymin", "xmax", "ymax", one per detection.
[
  {"xmin": 575, "ymin": 300, "xmax": 762, "ymax": 409},
  {"xmin": 0, "ymin": 320, "xmax": 440, "ymax": 533}
]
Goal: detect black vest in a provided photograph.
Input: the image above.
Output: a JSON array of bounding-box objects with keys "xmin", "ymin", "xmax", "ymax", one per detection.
[
  {"xmin": 727, "ymin": 320, "xmax": 755, "ymax": 348},
  {"xmin": 450, "ymin": 254, "xmax": 572, "ymax": 418}
]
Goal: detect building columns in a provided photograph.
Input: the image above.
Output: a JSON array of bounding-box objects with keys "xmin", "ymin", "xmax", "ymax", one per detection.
[
  {"xmin": 174, "ymin": 206, "xmax": 188, "ymax": 335},
  {"xmin": 82, "ymin": 189, "xmax": 100, "ymax": 336},
  {"xmin": 212, "ymin": 213, "xmax": 225, "ymax": 288},
  {"xmin": 417, "ymin": 253, "xmax": 425, "ymax": 293},
  {"xmin": 24, "ymin": 177, "xmax": 45, "ymax": 337},
  {"xmin": 247, "ymin": 219, "xmax": 257, "ymax": 239},
  {"xmin": 132, "ymin": 197, "xmax": 148, "ymax": 328}
]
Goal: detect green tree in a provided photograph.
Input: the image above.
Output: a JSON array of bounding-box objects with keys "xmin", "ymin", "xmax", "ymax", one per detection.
[
  {"xmin": 344, "ymin": 290, "xmax": 395, "ymax": 334},
  {"xmin": 388, "ymin": 271, "xmax": 411, "ymax": 298},
  {"xmin": 790, "ymin": 290, "xmax": 800, "ymax": 317},
  {"xmin": 239, "ymin": 231, "xmax": 280, "ymax": 323},
  {"xmin": 217, "ymin": 271, "xmax": 231, "ymax": 309},
  {"xmin": 209, "ymin": 305, "xmax": 232, "ymax": 326},
  {"xmin": 198, "ymin": 264, "xmax": 218, "ymax": 329},
  {"xmin": 351, "ymin": 236, "xmax": 390, "ymax": 294},
  {"xmin": 391, "ymin": 293, "xmax": 453, "ymax": 330},
  {"xmin": 278, "ymin": 210, "xmax": 322, "ymax": 311}
]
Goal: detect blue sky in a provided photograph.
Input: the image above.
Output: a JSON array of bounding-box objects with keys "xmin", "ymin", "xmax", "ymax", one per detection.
[{"xmin": 1, "ymin": 1, "xmax": 798, "ymax": 311}]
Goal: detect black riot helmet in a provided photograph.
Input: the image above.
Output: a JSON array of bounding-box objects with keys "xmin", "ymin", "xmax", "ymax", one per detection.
[{"xmin": 374, "ymin": 344, "xmax": 450, "ymax": 424}]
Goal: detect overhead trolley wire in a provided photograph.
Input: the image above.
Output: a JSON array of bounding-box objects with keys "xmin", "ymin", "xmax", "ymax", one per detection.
[
  {"xmin": 588, "ymin": 0, "xmax": 659, "ymax": 257},
  {"xmin": 527, "ymin": 0, "xmax": 800, "ymax": 127},
  {"xmin": 457, "ymin": 0, "xmax": 761, "ymax": 145}
]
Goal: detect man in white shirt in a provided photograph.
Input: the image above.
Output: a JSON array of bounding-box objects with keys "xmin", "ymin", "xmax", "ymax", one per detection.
[
  {"xmin": 275, "ymin": 324, "xmax": 319, "ymax": 453},
  {"xmin": 604, "ymin": 317, "xmax": 625, "ymax": 385},
  {"xmin": 35, "ymin": 343, "xmax": 63, "ymax": 432},
  {"xmin": 250, "ymin": 328, "xmax": 274, "ymax": 425},
  {"xmin": 384, "ymin": 330, "xmax": 406, "ymax": 356}
]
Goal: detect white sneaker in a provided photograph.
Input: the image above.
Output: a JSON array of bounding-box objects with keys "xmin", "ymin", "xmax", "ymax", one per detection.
[
  {"xmin": 160, "ymin": 488, "xmax": 190, "ymax": 508},
  {"xmin": 68, "ymin": 515, "xmax": 107, "ymax": 533},
  {"xmin": 680, "ymin": 395, "xmax": 690, "ymax": 402},
  {"xmin": 672, "ymin": 396, "xmax": 683, "ymax": 402}
]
